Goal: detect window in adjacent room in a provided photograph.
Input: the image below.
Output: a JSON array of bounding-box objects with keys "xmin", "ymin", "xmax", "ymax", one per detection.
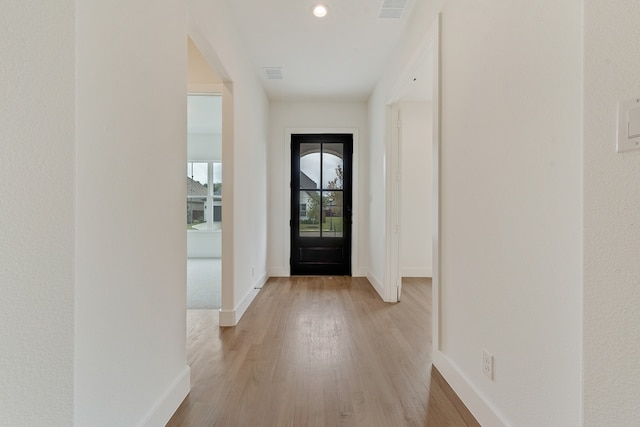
[
  {"xmin": 187, "ymin": 93, "xmax": 222, "ymax": 232},
  {"xmin": 187, "ymin": 161, "xmax": 222, "ymax": 231}
]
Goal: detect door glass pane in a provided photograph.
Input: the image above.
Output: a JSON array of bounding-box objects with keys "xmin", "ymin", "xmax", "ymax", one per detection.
[
  {"xmin": 322, "ymin": 143, "xmax": 344, "ymax": 189},
  {"xmin": 299, "ymin": 143, "xmax": 320, "ymax": 189},
  {"xmin": 299, "ymin": 191, "xmax": 320, "ymax": 237},
  {"xmin": 322, "ymin": 190, "xmax": 343, "ymax": 237},
  {"xmin": 187, "ymin": 197, "xmax": 207, "ymax": 230}
]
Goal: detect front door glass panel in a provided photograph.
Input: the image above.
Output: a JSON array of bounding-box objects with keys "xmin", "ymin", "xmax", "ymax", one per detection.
[
  {"xmin": 297, "ymin": 142, "xmax": 345, "ymax": 239},
  {"xmin": 291, "ymin": 134, "xmax": 353, "ymax": 276}
]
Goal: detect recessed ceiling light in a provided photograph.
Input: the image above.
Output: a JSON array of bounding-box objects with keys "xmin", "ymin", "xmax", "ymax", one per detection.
[{"xmin": 312, "ymin": 3, "xmax": 328, "ymax": 18}]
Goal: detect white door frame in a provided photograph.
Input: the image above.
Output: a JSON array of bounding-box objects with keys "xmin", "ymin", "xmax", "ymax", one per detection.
[
  {"xmin": 219, "ymin": 81, "xmax": 235, "ymax": 326},
  {"xmin": 284, "ymin": 128, "xmax": 361, "ymax": 277},
  {"xmin": 385, "ymin": 15, "xmax": 441, "ymax": 348},
  {"xmin": 187, "ymin": 30, "xmax": 237, "ymax": 326},
  {"xmin": 384, "ymin": 104, "xmax": 402, "ymax": 301}
]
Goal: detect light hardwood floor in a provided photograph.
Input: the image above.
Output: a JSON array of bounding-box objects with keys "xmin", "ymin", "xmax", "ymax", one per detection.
[{"xmin": 167, "ymin": 276, "xmax": 479, "ymax": 427}]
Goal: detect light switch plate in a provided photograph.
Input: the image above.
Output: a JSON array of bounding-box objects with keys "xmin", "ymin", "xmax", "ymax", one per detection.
[{"xmin": 617, "ymin": 98, "xmax": 640, "ymax": 153}]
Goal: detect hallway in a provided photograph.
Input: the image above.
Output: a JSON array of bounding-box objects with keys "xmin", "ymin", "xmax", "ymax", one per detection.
[{"xmin": 168, "ymin": 277, "xmax": 478, "ymax": 426}]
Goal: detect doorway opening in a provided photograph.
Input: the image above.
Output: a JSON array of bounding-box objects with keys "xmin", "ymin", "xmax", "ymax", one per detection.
[
  {"xmin": 186, "ymin": 37, "xmax": 225, "ymax": 310},
  {"xmin": 385, "ymin": 17, "xmax": 440, "ymax": 353},
  {"xmin": 387, "ymin": 55, "xmax": 435, "ymax": 301},
  {"xmin": 186, "ymin": 95, "xmax": 222, "ymax": 308}
]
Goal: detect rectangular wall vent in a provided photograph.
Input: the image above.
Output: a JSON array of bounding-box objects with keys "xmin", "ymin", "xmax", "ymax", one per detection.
[
  {"xmin": 264, "ymin": 67, "xmax": 284, "ymax": 80},
  {"xmin": 379, "ymin": 0, "xmax": 407, "ymax": 19}
]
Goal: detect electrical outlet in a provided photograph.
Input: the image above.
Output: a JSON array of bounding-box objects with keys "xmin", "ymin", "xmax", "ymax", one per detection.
[
  {"xmin": 482, "ymin": 349, "xmax": 494, "ymax": 380},
  {"xmin": 251, "ymin": 267, "xmax": 255, "ymax": 278}
]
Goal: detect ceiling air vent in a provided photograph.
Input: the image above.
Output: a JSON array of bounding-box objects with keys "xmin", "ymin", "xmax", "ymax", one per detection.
[
  {"xmin": 264, "ymin": 67, "xmax": 283, "ymax": 80},
  {"xmin": 379, "ymin": 0, "xmax": 407, "ymax": 19}
]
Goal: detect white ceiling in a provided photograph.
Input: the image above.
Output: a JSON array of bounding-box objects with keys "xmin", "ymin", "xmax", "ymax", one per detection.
[{"xmin": 227, "ymin": 0, "xmax": 417, "ymax": 101}]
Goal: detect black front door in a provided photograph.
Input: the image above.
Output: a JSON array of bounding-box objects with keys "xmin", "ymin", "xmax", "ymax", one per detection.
[{"xmin": 291, "ymin": 134, "xmax": 353, "ymax": 276}]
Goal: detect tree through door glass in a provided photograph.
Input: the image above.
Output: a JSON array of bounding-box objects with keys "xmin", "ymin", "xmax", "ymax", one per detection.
[{"xmin": 299, "ymin": 143, "xmax": 344, "ymax": 238}]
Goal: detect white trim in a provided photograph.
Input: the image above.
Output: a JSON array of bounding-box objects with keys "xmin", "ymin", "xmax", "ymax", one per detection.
[
  {"xmin": 268, "ymin": 267, "xmax": 290, "ymax": 277},
  {"xmin": 218, "ymin": 308, "xmax": 235, "ymax": 327},
  {"xmin": 219, "ymin": 82, "xmax": 234, "ymax": 327},
  {"xmin": 237, "ymin": 286, "xmax": 260, "ymax": 321},
  {"xmin": 388, "ymin": 27, "xmax": 436, "ymax": 105},
  {"xmin": 283, "ymin": 128, "xmax": 360, "ymax": 276},
  {"xmin": 219, "ymin": 285, "xmax": 261, "ymax": 327},
  {"xmin": 385, "ymin": 19, "xmax": 440, "ymax": 306},
  {"xmin": 431, "ymin": 13, "xmax": 442, "ymax": 359},
  {"xmin": 384, "ymin": 105, "xmax": 401, "ymax": 303},
  {"xmin": 366, "ymin": 273, "xmax": 386, "ymax": 301},
  {"xmin": 433, "ymin": 351, "xmax": 507, "ymax": 427},
  {"xmin": 136, "ymin": 366, "xmax": 191, "ymax": 427},
  {"xmin": 254, "ymin": 273, "xmax": 268, "ymax": 289},
  {"xmin": 401, "ymin": 268, "xmax": 432, "ymax": 278},
  {"xmin": 351, "ymin": 268, "xmax": 368, "ymax": 277}
]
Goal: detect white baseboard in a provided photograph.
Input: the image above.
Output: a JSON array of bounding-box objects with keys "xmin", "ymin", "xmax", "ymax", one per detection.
[
  {"xmin": 269, "ymin": 267, "xmax": 367, "ymax": 277},
  {"xmin": 254, "ymin": 273, "xmax": 268, "ymax": 289},
  {"xmin": 366, "ymin": 273, "xmax": 385, "ymax": 301},
  {"xmin": 219, "ymin": 281, "xmax": 262, "ymax": 327},
  {"xmin": 401, "ymin": 267, "xmax": 432, "ymax": 277},
  {"xmin": 352, "ymin": 267, "xmax": 368, "ymax": 277},
  {"xmin": 433, "ymin": 351, "xmax": 507, "ymax": 427},
  {"xmin": 218, "ymin": 308, "xmax": 235, "ymax": 326},
  {"xmin": 267, "ymin": 267, "xmax": 289, "ymax": 277},
  {"xmin": 236, "ymin": 285, "xmax": 260, "ymax": 322},
  {"xmin": 137, "ymin": 366, "xmax": 191, "ymax": 427}
]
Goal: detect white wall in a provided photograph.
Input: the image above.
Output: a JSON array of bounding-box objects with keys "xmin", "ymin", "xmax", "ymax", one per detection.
[
  {"xmin": 399, "ymin": 101, "xmax": 433, "ymax": 277},
  {"xmin": 584, "ymin": 1, "xmax": 640, "ymax": 425},
  {"xmin": 75, "ymin": 1, "xmax": 190, "ymax": 425},
  {"xmin": 267, "ymin": 101, "xmax": 369, "ymax": 277},
  {"xmin": 371, "ymin": 1, "xmax": 582, "ymax": 425},
  {"xmin": 437, "ymin": 1, "xmax": 583, "ymax": 425},
  {"xmin": 367, "ymin": 97, "xmax": 389, "ymax": 296},
  {"xmin": 189, "ymin": 0, "xmax": 270, "ymax": 325},
  {"xmin": 188, "ymin": 231, "xmax": 222, "ymax": 258},
  {"xmin": 367, "ymin": 0, "xmax": 442, "ymax": 300},
  {"xmin": 0, "ymin": 2, "xmax": 75, "ymax": 425}
]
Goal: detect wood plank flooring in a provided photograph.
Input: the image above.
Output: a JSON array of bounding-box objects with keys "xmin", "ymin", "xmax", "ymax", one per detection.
[{"xmin": 167, "ymin": 276, "xmax": 479, "ymax": 427}]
